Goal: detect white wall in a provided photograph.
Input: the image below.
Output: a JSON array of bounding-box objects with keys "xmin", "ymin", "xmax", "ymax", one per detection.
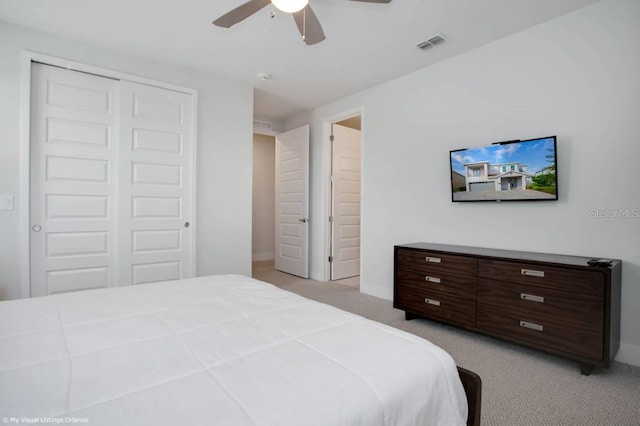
[
  {"xmin": 252, "ymin": 134, "xmax": 275, "ymax": 261},
  {"xmin": 285, "ymin": 0, "xmax": 640, "ymax": 365},
  {"xmin": 0, "ymin": 22, "xmax": 254, "ymax": 300}
]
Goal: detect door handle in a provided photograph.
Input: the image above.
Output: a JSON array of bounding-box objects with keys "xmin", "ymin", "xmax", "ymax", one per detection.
[
  {"xmin": 184, "ymin": 222, "xmax": 190, "ymax": 228},
  {"xmin": 32, "ymin": 225, "xmax": 42, "ymax": 232},
  {"xmin": 299, "ymin": 218, "xmax": 308, "ymax": 223}
]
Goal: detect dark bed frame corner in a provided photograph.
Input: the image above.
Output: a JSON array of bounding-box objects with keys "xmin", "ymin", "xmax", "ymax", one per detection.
[{"xmin": 457, "ymin": 366, "xmax": 482, "ymax": 426}]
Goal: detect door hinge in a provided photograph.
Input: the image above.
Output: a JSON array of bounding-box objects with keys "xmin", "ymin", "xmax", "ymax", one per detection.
[
  {"xmin": 330, "ymin": 135, "xmax": 334, "ymax": 142},
  {"xmin": 329, "ymin": 216, "xmax": 334, "ymax": 223},
  {"xmin": 328, "ymin": 256, "xmax": 334, "ymax": 262},
  {"xmin": 329, "ymin": 175, "xmax": 335, "ymax": 182}
]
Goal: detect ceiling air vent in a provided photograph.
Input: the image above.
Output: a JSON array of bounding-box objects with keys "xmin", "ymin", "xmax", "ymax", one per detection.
[
  {"xmin": 253, "ymin": 120, "xmax": 273, "ymax": 131},
  {"xmin": 417, "ymin": 34, "xmax": 446, "ymax": 50}
]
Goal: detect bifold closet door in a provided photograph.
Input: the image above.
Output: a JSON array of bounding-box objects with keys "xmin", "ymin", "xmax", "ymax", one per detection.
[{"xmin": 30, "ymin": 63, "xmax": 194, "ymax": 296}]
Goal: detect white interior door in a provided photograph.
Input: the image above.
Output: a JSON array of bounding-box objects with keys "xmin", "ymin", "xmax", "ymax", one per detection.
[
  {"xmin": 118, "ymin": 80, "xmax": 194, "ymax": 286},
  {"xmin": 274, "ymin": 125, "xmax": 309, "ymax": 278},
  {"xmin": 30, "ymin": 63, "xmax": 119, "ymax": 296},
  {"xmin": 30, "ymin": 63, "xmax": 195, "ymax": 296},
  {"xmin": 331, "ymin": 124, "xmax": 361, "ymax": 280}
]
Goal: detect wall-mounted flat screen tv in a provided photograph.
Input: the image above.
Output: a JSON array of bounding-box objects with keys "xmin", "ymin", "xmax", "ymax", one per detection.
[{"xmin": 450, "ymin": 136, "xmax": 558, "ymax": 202}]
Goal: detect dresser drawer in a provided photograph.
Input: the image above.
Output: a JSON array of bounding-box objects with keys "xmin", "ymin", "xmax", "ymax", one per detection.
[
  {"xmin": 395, "ymin": 286, "xmax": 476, "ymax": 328},
  {"xmin": 397, "ymin": 248, "xmax": 477, "ymax": 276},
  {"xmin": 478, "ymin": 259, "xmax": 604, "ymax": 296},
  {"xmin": 477, "ymin": 305, "xmax": 604, "ymax": 360},
  {"xmin": 477, "ymin": 278, "xmax": 604, "ymax": 327},
  {"xmin": 396, "ymin": 269, "xmax": 476, "ymax": 300}
]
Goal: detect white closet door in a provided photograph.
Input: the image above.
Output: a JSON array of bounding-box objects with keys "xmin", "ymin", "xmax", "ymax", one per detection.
[
  {"xmin": 30, "ymin": 63, "xmax": 195, "ymax": 296},
  {"xmin": 30, "ymin": 63, "xmax": 119, "ymax": 296},
  {"xmin": 118, "ymin": 81, "xmax": 194, "ymax": 286}
]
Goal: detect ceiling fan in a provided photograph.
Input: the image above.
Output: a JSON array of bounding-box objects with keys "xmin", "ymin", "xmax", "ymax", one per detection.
[{"xmin": 212, "ymin": 0, "xmax": 392, "ymax": 46}]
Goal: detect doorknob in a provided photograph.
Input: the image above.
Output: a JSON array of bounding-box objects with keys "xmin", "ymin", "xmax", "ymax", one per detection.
[
  {"xmin": 32, "ymin": 225, "xmax": 42, "ymax": 232},
  {"xmin": 184, "ymin": 222, "xmax": 190, "ymax": 228},
  {"xmin": 298, "ymin": 218, "xmax": 308, "ymax": 223}
]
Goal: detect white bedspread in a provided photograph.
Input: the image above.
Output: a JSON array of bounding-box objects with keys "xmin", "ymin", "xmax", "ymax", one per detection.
[{"xmin": 0, "ymin": 275, "xmax": 467, "ymax": 425}]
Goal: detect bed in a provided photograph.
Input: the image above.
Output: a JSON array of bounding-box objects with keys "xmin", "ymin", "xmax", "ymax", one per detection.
[{"xmin": 0, "ymin": 274, "xmax": 480, "ymax": 425}]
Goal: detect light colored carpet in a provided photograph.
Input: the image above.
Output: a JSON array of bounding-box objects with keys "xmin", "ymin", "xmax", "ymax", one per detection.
[{"xmin": 253, "ymin": 264, "xmax": 640, "ymax": 426}]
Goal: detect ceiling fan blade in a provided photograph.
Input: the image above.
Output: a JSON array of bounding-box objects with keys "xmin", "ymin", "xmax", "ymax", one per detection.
[
  {"xmin": 293, "ymin": 5, "xmax": 326, "ymax": 46},
  {"xmin": 347, "ymin": 0, "xmax": 392, "ymax": 3},
  {"xmin": 212, "ymin": 0, "xmax": 271, "ymax": 28}
]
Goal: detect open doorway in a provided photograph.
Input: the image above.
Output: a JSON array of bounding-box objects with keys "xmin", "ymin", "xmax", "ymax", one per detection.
[
  {"xmin": 328, "ymin": 115, "xmax": 362, "ymax": 289},
  {"xmin": 252, "ymin": 125, "xmax": 310, "ymax": 280},
  {"xmin": 252, "ymin": 133, "xmax": 276, "ymax": 275}
]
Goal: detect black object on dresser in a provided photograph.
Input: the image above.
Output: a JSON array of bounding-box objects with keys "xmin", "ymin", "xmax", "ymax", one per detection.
[{"xmin": 394, "ymin": 243, "xmax": 621, "ymax": 375}]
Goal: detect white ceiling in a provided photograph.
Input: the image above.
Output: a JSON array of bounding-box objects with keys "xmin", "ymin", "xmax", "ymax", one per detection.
[{"xmin": 0, "ymin": 0, "xmax": 600, "ymax": 123}]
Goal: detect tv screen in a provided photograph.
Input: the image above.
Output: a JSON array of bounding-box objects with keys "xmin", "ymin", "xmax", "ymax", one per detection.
[{"xmin": 450, "ymin": 136, "xmax": 558, "ymax": 202}]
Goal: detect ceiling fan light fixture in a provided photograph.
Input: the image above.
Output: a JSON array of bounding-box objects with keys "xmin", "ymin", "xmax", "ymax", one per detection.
[{"xmin": 271, "ymin": 0, "xmax": 309, "ymax": 13}]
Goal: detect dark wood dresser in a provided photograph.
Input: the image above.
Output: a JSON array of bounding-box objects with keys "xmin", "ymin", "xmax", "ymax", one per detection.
[{"xmin": 394, "ymin": 243, "xmax": 621, "ymax": 375}]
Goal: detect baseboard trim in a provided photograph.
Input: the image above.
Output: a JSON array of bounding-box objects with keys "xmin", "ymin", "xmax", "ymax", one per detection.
[
  {"xmin": 310, "ymin": 270, "xmax": 323, "ymax": 282},
  {"xmin": 252, "ymin": 252, "xmax": 274, "ymax": 262}
]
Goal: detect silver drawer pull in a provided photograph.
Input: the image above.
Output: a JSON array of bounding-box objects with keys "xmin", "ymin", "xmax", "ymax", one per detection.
[
  {"xmin": 424, "ymin": 298, "xmax": 441, "ymax": 307},
  {"xmin": 521, "ymin": 268, "xmax": 545, "ymax": 278},
  {"xmin": 520, "ymin": 320, "xmax": 544, "ymax": 332},
  {"xmin": 425, "ymin": 256, "xmax": 442, "ymax": 263},
  {"xmin": 425, "ymin": 276, "xmax": 441, "ymax": 284},
  {"xmin": 521, "ymin": 293, "xmax": 544, "ymax": 303}
]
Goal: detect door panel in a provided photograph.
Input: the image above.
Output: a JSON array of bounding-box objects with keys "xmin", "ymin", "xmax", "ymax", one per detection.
[
  {"xmin": 47, "ymin": 118, "xmax": 110, "ymax": 147},
  {"xmin": 45, "ymin": 194, "xmax": 109, "ymax": 219},
  {"xmin": 118, "ymin": 80, "xmax": 194, "ymax": 286},
  {"xmin": 45, "ymin": 267, "xmax": 109, "ymax": 294},
  {"xmin": 30, "ymin": 63, "xmax": 118, "ymax": 296},
  {"xmin": 275, "ymin": 126, "xmax": 309, "ymax": 278},
  {"xmin": 132, "ymin": 261, "xmax": 181, "ymax": 285},
  {"xmin": 132, "ymin": 197, "xmax": 182, "ymax": 218},
  {"xmin": 331, "ymin": 124, "xmax": 361, "ymax": 280},
  {"xmin": 46, "ymin": 232, "xmax": 109, "ymax": 257}
]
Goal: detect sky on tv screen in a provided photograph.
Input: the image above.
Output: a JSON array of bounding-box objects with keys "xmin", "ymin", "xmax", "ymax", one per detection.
[{"xmin": 450, "ymin": 137, "xmax": 556, "ymax": 175}]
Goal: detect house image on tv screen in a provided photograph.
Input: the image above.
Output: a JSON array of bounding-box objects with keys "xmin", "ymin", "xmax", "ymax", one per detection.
[
  {"xmin": 450, "ymin": 137, "xmax": 557, "ymax": 201},
  {"xmin": 464, "ymin": 160, "xmax": 529, "ymax": 192}
]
